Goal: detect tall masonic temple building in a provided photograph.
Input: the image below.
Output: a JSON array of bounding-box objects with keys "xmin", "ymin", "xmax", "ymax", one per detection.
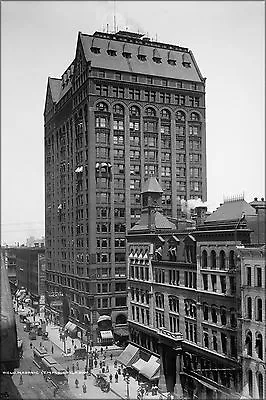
[{"xmin": 44, "ymin": 30, "xmax": 207, "ymax": 342}]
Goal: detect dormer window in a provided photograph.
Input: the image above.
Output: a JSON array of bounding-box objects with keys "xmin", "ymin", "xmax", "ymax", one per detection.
[
  {"xmin": 182, "ymin": 53, "xmax": 191, "ymax": 67},
  {"xmin": 168, "ymin": 50, "xmax": 177, "ymax": 66},
  {"xmin": 137, "ymin": 54, "xmax": 147, "ymax": 61},
  {"xmin": 123, "ymin": 52, "xmax": 131, "ymax": 59},
  {"xmin": 107, "ymin": 49, "xmax": 117, "ymax": 56},
  {"xmin": 122, "ymin": 42, "xmax": 133, "ymax": 59},
  {"xmin": 91, "ymin": 47, "xmax": 100, "ymax": 54},
  {"xmin": 153, "ymin": 57, "xmax": 162, "ymax": 64},
  {"xmin": 153, "ymin": 48, "xmax": 162, "ymax": 64},
  {"xmin": 168, "ymin": 60, "xmax": 176, "ymax": 66}
]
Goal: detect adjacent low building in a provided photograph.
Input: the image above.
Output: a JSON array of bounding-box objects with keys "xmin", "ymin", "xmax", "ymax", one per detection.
[{"xmin": 126, "ymin": 179, "xmax": 265, "ymax": 399}]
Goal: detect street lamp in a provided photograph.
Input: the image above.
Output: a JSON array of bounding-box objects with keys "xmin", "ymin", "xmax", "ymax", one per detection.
[
  {"xmin": 126, "ymin": 372, "xmax": 130, "ymax": 400},
  {"xmin": 85, "ymin": 329, "xmax": 90, "ymax": 372}
]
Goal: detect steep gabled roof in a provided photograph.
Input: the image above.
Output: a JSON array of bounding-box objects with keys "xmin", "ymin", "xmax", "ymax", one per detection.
[
  {"xmin": 142, "ymin": 177, "xmax": 163, "ymax": 194},
  {"xmin": 205, "ymin": 200, "xmax": 257, "ymax": 223},
  {"xmin": 48, "ymin": 77, "xmax": 62, "ymax": 103},
  {"xmin": 130, "ymin": 211, "xmax": 176, "ymax": 232},
  {"xmin": 79, "ymin": 32, "xmax": 204, "ymax": 82}
]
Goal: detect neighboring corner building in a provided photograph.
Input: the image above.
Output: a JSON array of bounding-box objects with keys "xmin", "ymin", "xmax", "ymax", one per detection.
[
  {"xmin": 237, "ymin": 244, "xmax": 265, "ymax": 400},
  {"xmin": 126, "ymin": 186, "xmax": 265, "ymax": 399},
  {"xmin": 2, "ymin": 247, "xmax": 46, "ymax": 310},
  {"xmin": 44, "ymin": 29, "xmax": 207, "ymax": 344}
]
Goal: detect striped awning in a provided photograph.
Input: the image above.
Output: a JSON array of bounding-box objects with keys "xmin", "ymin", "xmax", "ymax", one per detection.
[
  {"xmin": 100, "ymin": 330, "xmax": 113, "ymax": 340},
  {"xmin": 64, "ymin": 321, "xmax": 77, "ymax": 333},
  {"xmin": 140, "ymin": 355, "xmax": 160, "ymax": 380},
  {"xmin": 132, "ymin": 358, "xmax": 148, "ymax": 372},
  {"xmin": 117, "ymin": 344, "xmax": 140, "ymax": 367}
]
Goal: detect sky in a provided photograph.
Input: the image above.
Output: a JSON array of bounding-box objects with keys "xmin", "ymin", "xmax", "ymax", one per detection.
[{"xmin": 1, "ymin": 1, "xmax": 265, "ymax": 245}]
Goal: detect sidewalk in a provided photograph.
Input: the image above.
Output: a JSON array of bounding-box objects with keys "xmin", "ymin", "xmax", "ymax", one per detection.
[
  {"xmin": 46, "ymin": 321, "xmax": 166, "ymax": 399},
  {"xmin": 46, "ymin": 322, "xmax": 123, "ymax": 356}
]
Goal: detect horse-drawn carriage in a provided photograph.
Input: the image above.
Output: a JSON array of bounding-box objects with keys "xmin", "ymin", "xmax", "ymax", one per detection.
[{"xmin": 94, "ymin": 373, "xmax": 110, "ymax": 392}]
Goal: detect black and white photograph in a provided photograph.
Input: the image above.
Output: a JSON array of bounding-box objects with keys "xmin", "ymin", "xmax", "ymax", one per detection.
[{"xmin": 1, "ymin": 1, "xmax": 265, "ymax": 399}]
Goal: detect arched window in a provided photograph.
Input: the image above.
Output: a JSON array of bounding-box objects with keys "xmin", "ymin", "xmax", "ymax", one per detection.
[
  {"xmin": 161, "ymin": 109, "xmax": 171, "ymax": 119},
  {"xmin": 176, "ymin": 111, "xmax": 186, "ymax": 121},
  {"xmin": 211, "ymin": 306, "xmax": 217, "ymax": 323},
  {"xmin": 247, "ymin": 297, "xmax": 252, "ymax": 319},
  {"xmin": 256, "ymin": 298, "xmax": 262, "ymax": 321},
  {"xmin": 219, "ymin": 250, "xmax": 226, "ymax": 269},
  {"xmin": 245, "ymin": 331, "xmax": 252, "ymax": 356},
  {"xmin": 145, "ymin": 107, "xmax": 156, "ymax": 117},
  {"xmin": 210, "ymin": 250, "xmax": 216, "ymax": 269},
  {"xmin": 96, "ymin": 102, "xmax": 108, "ymax": 112},
  {"xmin": 202, "ymin": 250, "xmax": 207, "ymax": 268},
  {"xmin": 229, "ymin": 250, "xmax": 235, "ymax": 268},
  {"xmin": 130, "ymin": 105, "xmax": 140, "ymax": 117},
  {"xmin": 113, "ymin": 104, "xmax": 124, "ymax": 115},
  {"xmin": 190, "ymin": 112, "xmax": 200, "ymax": 121},
  {"xmin": 116, "ymin": 314, "xmax": 127, "ymax": 325},
  {"xmin": 255, "ymin": 333, "xmax": 263, "ymax": 359},
  {"xmin": 248, "ymin": 370, "xmax": 253, "ymax": 398},
  {"xmin": 257, "ymin": 372, "xmax": 264, "ymax": 400}
]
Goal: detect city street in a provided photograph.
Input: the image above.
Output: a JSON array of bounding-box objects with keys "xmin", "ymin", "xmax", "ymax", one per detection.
[{"xmin": 14, "ymin": 308, "xmax": 119, "ymax": 399}]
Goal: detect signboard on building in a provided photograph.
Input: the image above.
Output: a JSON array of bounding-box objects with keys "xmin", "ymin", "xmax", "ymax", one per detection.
[{"xmin": 38, "ymin": 253, "xmax": 46, "ymax": 297}]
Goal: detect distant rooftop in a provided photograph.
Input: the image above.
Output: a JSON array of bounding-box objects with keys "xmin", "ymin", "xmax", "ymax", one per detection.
[{"xmin": 205, "ymin": 199, "xmax": 257, "ymax": 223}]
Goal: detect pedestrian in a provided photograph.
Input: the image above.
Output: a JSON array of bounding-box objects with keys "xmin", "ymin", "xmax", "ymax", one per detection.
[
  {"xmin": 114, "ymin": 360, "xmax": 117, "ymax": 368},
  {"xmin": 51, "ymin": 345, "xmax": 54, "ymax": 354},
  {"xmin": 72, "ymin": 364, "xmax": 75, "ymax": 373},
  {"xmin": 82, "ymin": 383, "xmax": 87, "ymax": 393},
  {"xmin": 75, "ymin": 378, "xmax": 79, "ymax": 388},
  {"xmin": 74, "ymin": 344, "xmax": 77, "ymax": 351},
  {"xmin": 30, "ymin": 342, "xmax": 33, "ymax": 349},
  {"xmin": 99, "ymin": 361, "xmax": 102, "ymax": 369},
  {"xmin": 72, "ymin": 339, "xmax": 74, "ymax": 346},
  {"xmin": 110, "ymin": 353, "xmax": 113, "ymax": 361},
  {"xmin": 19, "ymin": 375, "xmax": 23, "ymax": 385},
  {"xmin": 118, "ymin": 367, "xmax": 121, "ymax": 375},
  {"xmin": 106, "ymin": 365, "xmax": 109, "ymax": 373},
  {"xmin": 76, "ymin": 361, "xmax": 79, "ymax": 371},
  {"xmin": 94, "ymin": 360, "xmax": 97, "ymax": 368},
  {"xmin": 39, "ymin": 341, "xmax": 42, "ymax": 348},
  {"xmin": 29, "ymin": 368, "xmax": 32, "ymax": 376},
  {"xmin": 109, "ymin": 373, "xmax": 112, "ymax": 383},
  {"xmin": 100, "ymin": 347, "xmax": 103, "ymax": 355},
  {"xmin": 102, "ymin": 367, "xmax": 105, "ymax": 373},
  {"xmin": 102, "ymin": 360, "xmax": 105, "ymax": 367},
  {"xmin": 66, "ymin": 366, "xmax": 69, "ymax": 374},
  {"xmin": 84, "ymin": 373, "xmax": 87, "ymax": 380},
  {"xmin": 115, "ymin": 372, "xmax": 118, "ymax": 383}
]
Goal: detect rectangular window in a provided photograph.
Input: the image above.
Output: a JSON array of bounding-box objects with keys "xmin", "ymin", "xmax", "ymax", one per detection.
[
  {"xmin": 203, "ymin": 274, "xmax": 208, "ymax": 290},
  {"xmin": 256, "ymin": 267, "xmax": 262, "ymax": 287},
  {"xmin": 247, "ymin": 267, "xmax": 251, "ymax": 286}
]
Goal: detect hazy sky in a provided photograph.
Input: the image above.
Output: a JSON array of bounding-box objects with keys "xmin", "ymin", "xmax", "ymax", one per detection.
[{"xmin": 1, "ymin": 1, "xmax": 265, "ymax": 245}]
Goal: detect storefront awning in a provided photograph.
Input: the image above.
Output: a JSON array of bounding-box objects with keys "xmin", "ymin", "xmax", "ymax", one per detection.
[
  {"xmin": 140, "ymin": 355, "xmax": 160, "ymax": 380},
  {"xmin": 64, "ymin": 321, "xmax": 77, "ymax": 333},
  {"xmin": 100, "ymin": 330, "xmax": 113, "ymax": 340},
  {"xmin": 98, "ymin": 315, "xmax": 111, "ymax": 323},
  {"xmin": 132, "ymin": 358, "xmax": 148, "ymax": 372},
  {"xmin": 117, "ymin": 344, "xmax": 140, "ymax": 367}
]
